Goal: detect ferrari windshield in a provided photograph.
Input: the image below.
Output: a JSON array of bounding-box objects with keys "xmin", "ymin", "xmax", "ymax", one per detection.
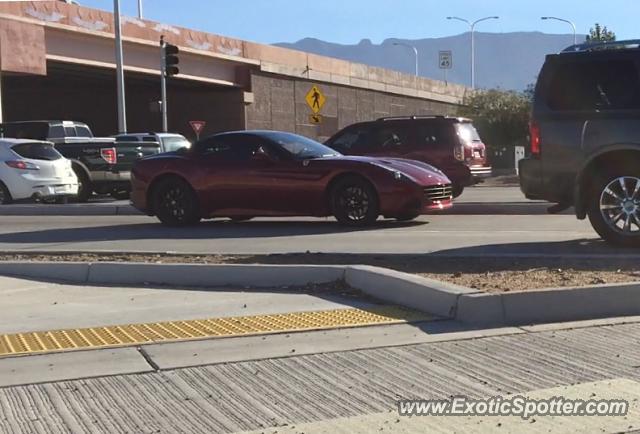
[{"xmin": 263, "ymin": 131, "xmax": 341, "ymax": 159}]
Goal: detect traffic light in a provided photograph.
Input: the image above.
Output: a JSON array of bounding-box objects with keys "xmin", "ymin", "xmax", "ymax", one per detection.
[{"xmin": 161, "ymin": 38, "xmax": 179, "ymax": 77}]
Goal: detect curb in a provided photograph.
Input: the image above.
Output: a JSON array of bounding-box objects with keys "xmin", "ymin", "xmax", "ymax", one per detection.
[
  {"xmin": 0, "ymin": 262, "xmax": 345, "ymax": 288},
  {"xmin": 0, "ymin": 261, "xmax": 639, "ymax": 326},
  {"xmin": 0, "ymin": 204, "xmax": 141, "ymax": 216}
]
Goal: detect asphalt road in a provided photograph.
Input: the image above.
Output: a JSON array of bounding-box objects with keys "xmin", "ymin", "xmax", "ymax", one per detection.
[{"xmin": 0, "ymin": 187, "xmax": 634, "ymax": 256}]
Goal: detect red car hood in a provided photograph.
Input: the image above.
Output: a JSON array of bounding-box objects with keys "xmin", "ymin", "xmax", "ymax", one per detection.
[{"xmin": 320, "ymin": 155, "xmax": 451, "ymax": 185}]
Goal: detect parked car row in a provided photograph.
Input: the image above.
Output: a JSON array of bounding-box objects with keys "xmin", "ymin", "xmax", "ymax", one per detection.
[
  {"xmin": 0, "ymin": 114, "xmax": 496, "ymax": 228},
  {"xmin": 0, "ymin": 120, "xmax": 190, "ymax": 203}
]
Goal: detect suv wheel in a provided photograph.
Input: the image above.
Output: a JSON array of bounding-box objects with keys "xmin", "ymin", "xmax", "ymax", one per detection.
[
  {"xmin": 331, "ymin": 176, "xmax": 379, "ymax": 226},
  {"xmin": 452, "ymin": 184, "xmax": 464, "ymax": 198},
  {"xmin": 588, "ymin": 173, "xmax": 640, "ymax": 247},
  {"xmin": 153, "ymin": 178, "xmax": 201, "ymax": 226}
]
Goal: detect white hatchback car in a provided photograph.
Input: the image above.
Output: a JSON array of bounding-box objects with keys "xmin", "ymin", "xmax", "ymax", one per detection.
[{"xmin": 0, "ymin": 139, "xmax": 79, "ymax": 204}]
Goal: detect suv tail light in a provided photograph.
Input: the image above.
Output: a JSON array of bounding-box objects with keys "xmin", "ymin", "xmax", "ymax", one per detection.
[
  {"xmin": 454, "ymin": 143, "xmax": 465, "ymax": 161},
  {"xmin": 100, "ymin": 147, "xmax": 117, "ymax": 164},
  {"xmin": 529, "ymin": 121, "xmax": 541, "ymax": 156},
  {"xmin": 5, "ymin": 160, "xmax": 39, "ymax": 170}
]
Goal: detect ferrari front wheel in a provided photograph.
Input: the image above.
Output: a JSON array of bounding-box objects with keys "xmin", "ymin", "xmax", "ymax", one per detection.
[{"xmin": 331, "ymin": 176, "xmax": 379, "ymax": 226}]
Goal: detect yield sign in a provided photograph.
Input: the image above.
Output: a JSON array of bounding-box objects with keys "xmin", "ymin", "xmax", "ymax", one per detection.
[{"xmin": 189, "ymin": 120, "xmax": 206, "ymax": 139}]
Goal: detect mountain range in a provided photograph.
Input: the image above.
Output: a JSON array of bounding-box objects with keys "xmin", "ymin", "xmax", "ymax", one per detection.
[{"xmin": 275, "ymin": 32, "xmax": 586, "ymax": 91}]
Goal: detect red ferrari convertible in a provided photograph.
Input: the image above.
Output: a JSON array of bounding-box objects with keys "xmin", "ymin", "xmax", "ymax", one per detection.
[{"xmin": 130, "ymin": 130, "xmax": 453, "ymax": 226}]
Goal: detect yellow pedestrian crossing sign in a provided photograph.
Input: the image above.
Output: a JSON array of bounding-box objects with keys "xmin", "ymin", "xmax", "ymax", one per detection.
[{"xmin": 305, "ymin": 85, "xmax": 326, "ymax": 114}]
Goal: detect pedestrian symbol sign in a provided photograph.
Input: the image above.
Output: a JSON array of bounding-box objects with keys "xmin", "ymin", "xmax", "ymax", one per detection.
[{"xmin": 305, "ymin": 85, "xmax": 326, "ymax": 114}]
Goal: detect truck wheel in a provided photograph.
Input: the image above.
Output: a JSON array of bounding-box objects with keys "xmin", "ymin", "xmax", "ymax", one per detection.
[
  {"xmin": 73, "ymin": 166, "xmax": 91, "ymax": 203},
  {"xmin": 331, "ymin": 176, "xmax": 379, "ymax": 226},
  {"xmin": 153, "ymin": 178, "xmax": 200, "ymax": 226},
  {"xmin": 0, "ymin": 182, "xmax": 12, "ymax": 205},
  {"xmin": 587, "ymin": 172, "xmax": 640, "ymax": 247}
]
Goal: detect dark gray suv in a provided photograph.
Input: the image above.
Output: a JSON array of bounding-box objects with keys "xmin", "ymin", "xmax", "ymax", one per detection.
[{"xmin": 520, "ymin": 40, "xmax": 640, "ymax": 247}]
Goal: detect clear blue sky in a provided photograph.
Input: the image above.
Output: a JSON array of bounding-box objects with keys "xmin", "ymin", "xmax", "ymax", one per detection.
[{"xmin": 79, "ymin": 0, "xmax": 636, "ymax": 44}]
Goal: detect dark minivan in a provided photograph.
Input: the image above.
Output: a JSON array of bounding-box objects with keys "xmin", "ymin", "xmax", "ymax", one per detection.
[
  {"xmin": 325, "ymin": 116, "xmax": 492, "ymax": 197},
  {"xmin": 520, "ymin": 39, "xmax": 640, "ymax": 246}
]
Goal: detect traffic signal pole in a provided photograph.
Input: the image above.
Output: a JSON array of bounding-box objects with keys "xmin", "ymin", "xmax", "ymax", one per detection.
[
  {"xmin": 160, "ymin": 36, "xmax": 179, "ymax": 133},
  {"xmin": 160, "ymin": 36, "xmax": 168, "ymax": 133}
]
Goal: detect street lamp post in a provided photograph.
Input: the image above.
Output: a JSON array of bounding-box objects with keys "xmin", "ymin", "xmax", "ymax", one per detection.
[
  {"xmin": 446, "ymin": 16, "xmax": 499, "ymax": 89},
  {"xmin": 113, "ymin": 0, "xmax": 127, "ymax": 133},
  {"xmin": 541, "ymin": 16, "xmax": 577, "ymax": 46},
  {"xmin": 393, "ymin": 42, "xmax": 419, "ymax": 76},
  {"xmin": 137, "ymin": 0, "xmax": 143, "ymax": 19}
]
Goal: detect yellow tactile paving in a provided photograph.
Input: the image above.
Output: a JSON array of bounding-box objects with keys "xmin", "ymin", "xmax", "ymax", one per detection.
[{"xmin": 0, "ymin": 306, "xmax": 432, "ymax": 357}]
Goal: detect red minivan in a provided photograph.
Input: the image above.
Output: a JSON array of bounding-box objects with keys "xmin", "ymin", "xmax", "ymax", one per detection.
[{"xmin": 325, "ymin": 116, "xmax": 492, "ymax": 197}]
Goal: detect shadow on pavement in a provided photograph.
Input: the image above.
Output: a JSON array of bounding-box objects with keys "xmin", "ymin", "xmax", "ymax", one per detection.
[
  {"xmin": 443, "ymin": 202, "xmax": 574, "ymax": 216},
  {"xmin": 225, "ymin": 238, "xmax": 640, "ymax": 272},
  {"xmin": 0, "ymin": 219, "xmax": 426, "ymax": 244}
]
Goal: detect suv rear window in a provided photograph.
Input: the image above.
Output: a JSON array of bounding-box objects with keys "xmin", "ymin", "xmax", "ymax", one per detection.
[
  {"xmin": 547, "ymin": 59, "xmax": 640, "ymax": 111},
  {"xmin": 416, "ymin": 123, "xmax": 454, "ymax": 147},
  {"xmin": 455, "ymin": 123, "xmax": 482, "ymax": 143},
  {"xmin": 11, "ymin": 142, "xmax": 62, "ymax": 161}
]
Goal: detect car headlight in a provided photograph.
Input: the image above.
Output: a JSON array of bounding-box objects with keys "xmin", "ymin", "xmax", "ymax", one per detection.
[{"xmin": 371, "ymin": 162, "xmax": 416, "ymax": 182}]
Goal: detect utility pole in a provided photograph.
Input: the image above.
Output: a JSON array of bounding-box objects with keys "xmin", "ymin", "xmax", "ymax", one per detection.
[
  {"xmin": 137, "ymin": 0, "xmax": 143, "ymax": 19},
  {"xmin": 393, "ymin": 42, "xmax": 419, "ymax": 76},
  {"xmin": 446, "ymin": 16, "xmax": 499, "ymax": 89},
  {"xmin": 113, "ymin": 0, "xmax": 127, "ymax": 133},
  {"xmin": 541, "ymin": 16, "xmax": 577, "ymax": 46}
]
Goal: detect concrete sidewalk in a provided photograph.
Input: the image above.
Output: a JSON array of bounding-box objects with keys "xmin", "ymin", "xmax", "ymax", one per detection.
[
  {"xmin": 1, "ymin": 318, "xmax": 640, "ymax": 433},
  {"xmin": 0, "ymin": 275, "xmax": 377, "ymax": 335}
]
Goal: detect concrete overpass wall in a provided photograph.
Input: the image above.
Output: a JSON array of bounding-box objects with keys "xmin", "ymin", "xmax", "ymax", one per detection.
[
  {"xmin": 0, "ymin": 1, "xmax": 469, "ymax": 138},
  {"xmin": 247, "ymin": 72, "xmax": 459, "ymax": 141}
]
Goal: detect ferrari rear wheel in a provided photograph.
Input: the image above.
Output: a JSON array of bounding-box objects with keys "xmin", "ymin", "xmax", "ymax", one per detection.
[
  {"xmin": 331, "ymin": 176, "xmax": 379, "ymax": 226},
  {"xmin": 153, "ymin": 178, "xmax": 201, "ymax": 227}
]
